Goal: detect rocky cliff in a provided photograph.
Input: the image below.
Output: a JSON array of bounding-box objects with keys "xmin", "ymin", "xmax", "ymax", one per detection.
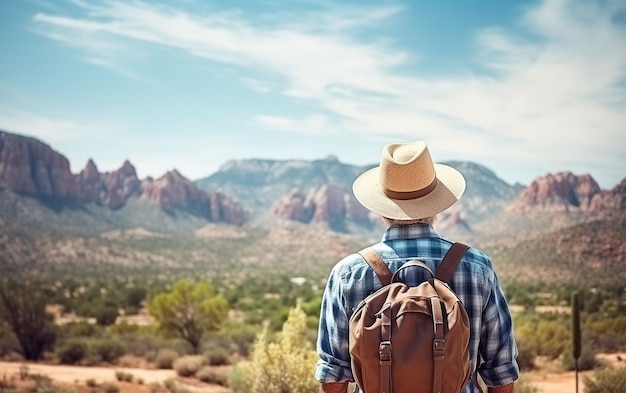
[
  {"xmin": 0, "ymin": 131, "xmax": 80, "ymax": 197},
  {"xmin": 507, "ymin": 171, "xmax": 624, "ymax": 213},
  {"xmin": 0, "ymin": 130, "xmax": 247, "ymax": 225},
  {"xmin": 273, "ymin": 184, "xmax": 373, "ymax": 232}
]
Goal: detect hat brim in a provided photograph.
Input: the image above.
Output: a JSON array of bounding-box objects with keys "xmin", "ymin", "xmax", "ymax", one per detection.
[{"xmin": 352, "ymin": 163, "xmax": 466, "ymax": 220}]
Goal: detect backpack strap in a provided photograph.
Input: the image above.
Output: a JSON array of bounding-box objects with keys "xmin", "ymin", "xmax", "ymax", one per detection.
[
  {"xmin": 358, "ymin": 247, "xmax": 393, "ymax": 286},
  {"xmin": 435, "ymin": 242, "xmax": 470, "ymax": 282}
]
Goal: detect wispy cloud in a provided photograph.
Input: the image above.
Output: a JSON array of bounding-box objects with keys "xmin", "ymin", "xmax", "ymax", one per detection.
[
  {"xmin": 0, "ymin": 108, "xmax": 113, "ymax": 143},
  {"xmin": 28, "ymin": 0, "xmax": 626, "ymax": 186}
]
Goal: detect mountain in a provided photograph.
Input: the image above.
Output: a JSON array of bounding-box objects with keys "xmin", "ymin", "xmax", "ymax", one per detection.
[
  {"xmin": 196, "ymin": 155, "xmax": 372, "ymax": 212},
  {"xmin": 0, "ymin": 130, "xmax": 247, "ymax": 232},
  {"xmin": 1, "ymin": 129, "xmax": 624, "ymax": 240},
  {"xmin": 196, "ymin": 157, "xmax": 524, "ymax": 234},
  {"xmin": 1, "ymin": 129, "xmax": 625, "ymax": 287}
]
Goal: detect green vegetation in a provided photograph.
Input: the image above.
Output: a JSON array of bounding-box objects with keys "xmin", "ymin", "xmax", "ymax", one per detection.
[
  {"xmin": 230, "ymin": 303, "xmax": 319, "ymax": 393},
  {"xmin": 1, "ymin": 221, "xmax": 625, "ymax": 392},
  {"xmin": 584, "ymin": 368, "xmax": 626, "ymax": 393},
  {"xmin": 0, "ymin": 280, "xmax": 56, "ymax": 361},
  {"xmin": 148, "ymin": 279, "xmax": 228, "ymax": 353}
]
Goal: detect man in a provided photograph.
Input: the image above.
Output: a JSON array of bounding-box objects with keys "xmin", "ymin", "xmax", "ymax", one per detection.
[{"xmin": 315, "ymin": 141, "xmax": 519, "ymax": 393}]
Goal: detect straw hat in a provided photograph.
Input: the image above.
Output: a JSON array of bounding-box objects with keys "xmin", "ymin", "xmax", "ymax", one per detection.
[{"xmin": 352, "ymin": 141, "xmax": 465, "ymax": 220}]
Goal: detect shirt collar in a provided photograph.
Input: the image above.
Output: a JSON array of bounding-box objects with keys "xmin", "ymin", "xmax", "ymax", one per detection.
[{"xmin": 382, "ymin": 223, "xmax": 441, "ymax": 242}]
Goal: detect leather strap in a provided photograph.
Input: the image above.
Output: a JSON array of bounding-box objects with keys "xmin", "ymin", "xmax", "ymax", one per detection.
[
  {"xmin": 431, "ymin": 297, "xmax": 446, "ymax": 393},
  {"xmin": 379, "ymin": 302, "xmax": 392, "ymax": 393},
  {"xmin": 358, "ymin": 247, "xmax": 393, "ymax": 286},
  {"xmin": 435, "ymin": 242, "xmax": 470, "ymax": 282}
]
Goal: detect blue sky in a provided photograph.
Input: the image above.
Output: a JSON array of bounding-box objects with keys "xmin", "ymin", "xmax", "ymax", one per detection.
[{"xmin": 1, "ymin": 0, "xmax": 624, "ymax": 188}]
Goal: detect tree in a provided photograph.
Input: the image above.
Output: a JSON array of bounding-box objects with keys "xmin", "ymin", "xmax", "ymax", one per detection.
[
  {"xmin": 148, "ymin": 279, "xmax": 228, "ymax": 353},
  {"xmin": 0, "ymin": 279, "xmax": 56, "ymax": 361}
]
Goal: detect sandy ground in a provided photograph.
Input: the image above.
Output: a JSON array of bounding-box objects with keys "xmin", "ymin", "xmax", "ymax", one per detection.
[
  {"xmin": 1, "ymin": 355, "xmax": 625, "ymax": 393},
  {"xmin": 0, "ymin": 361, "xmax": 230, "ymax": 393},
  {"xmin": 526, "ymin": 370, "xmax": 592, "ymax": 392}
]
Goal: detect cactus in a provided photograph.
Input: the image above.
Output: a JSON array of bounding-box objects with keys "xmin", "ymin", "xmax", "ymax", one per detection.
[
  {"xmin": 572, "ymin": 291, "xmax": 581, "ymax": 393},
  {"xmin": 572, "ymin": 291, "xmax": 581, "ymax": 359}
]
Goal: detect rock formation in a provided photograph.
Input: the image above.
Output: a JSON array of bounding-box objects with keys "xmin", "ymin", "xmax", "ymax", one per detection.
[
  {"xmin": 0, "ymin": 131, "xmax": 79, "ymax": 197},
  {"xmin": 0, "ymin": 130, "xmax": 247, "ymax": 225}
]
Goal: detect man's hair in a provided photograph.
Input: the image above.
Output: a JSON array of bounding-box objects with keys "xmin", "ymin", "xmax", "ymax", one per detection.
[{"xmin": 382, "ymin": 216, "xmax": 434, "ymax": 227}]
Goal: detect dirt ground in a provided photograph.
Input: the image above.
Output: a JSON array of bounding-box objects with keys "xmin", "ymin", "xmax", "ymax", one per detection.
[
  {"xmin": 1, "ymin": 353, "xmax": 625, "ymax": 393},
  {"xmin": 0, "ymin": 361, "xmax": 229, "ymax": 393}
]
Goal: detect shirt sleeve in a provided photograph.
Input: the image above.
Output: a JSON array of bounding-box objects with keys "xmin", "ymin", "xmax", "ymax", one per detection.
[
  {"xmin": 315, "ymin": 264, "xmax": 354, "ymax": 383},
  {"xmin": 478, "ymin": 271, "xmax": 520, "ymax": 387}
]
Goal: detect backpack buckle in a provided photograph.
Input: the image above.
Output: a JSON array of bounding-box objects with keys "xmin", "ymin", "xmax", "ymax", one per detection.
[
  {"xmin": 379, "ymin": 341, "xmax": 392, "ymax": 364},
  {"xmin": 433, "ymin": 339, "xmax": 445, "ymax": 357}
]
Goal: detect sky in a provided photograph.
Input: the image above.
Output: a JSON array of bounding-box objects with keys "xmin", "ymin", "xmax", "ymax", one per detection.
[{"xmin": 0, "ymin": 0, "xmax": 625, "ymax": 189}]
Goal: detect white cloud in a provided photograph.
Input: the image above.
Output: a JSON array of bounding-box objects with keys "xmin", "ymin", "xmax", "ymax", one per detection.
[
  {"xmin": 0, "ymin": 109, "xmax": 113, "ymax": 143},
  {"xmin": 255, "ymin": 114, "xmax": 336, "ymax": 135},
  {"xmin": 28, "ymin": 0, "xmax": 626, "ymax": 186}
]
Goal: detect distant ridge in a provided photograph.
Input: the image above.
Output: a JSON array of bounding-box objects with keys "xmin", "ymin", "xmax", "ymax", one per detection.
[{"xmin": 1, "ymin": 129, "xmax": 624, "ymax": 239}]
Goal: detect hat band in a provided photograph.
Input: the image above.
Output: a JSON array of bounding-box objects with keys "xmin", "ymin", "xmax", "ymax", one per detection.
[{"xmin": 381, "ymin": 178, "xmax": 437, "ymax": 200}]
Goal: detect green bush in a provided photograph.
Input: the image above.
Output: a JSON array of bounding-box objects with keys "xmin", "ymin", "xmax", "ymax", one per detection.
[
  {"xmin": 115, "ymin": 371, "xmax": 134, "ymax": 382},
  {"xmin": 584, "ymin": 367, "xmax": 626, "ymax": 393},
  {"xmin": 227, "ymin": 363, "xmax": 249, "ymax": 393},
  {"xmin": 204, "ymin": 346, "xmax": 230, "ymax": 366},
  {"xmin": 561, "ymin": 342, "xmax": 597, "ymax": 371},
  {"xmin": 99, "ymin": 381, "xmax": 119, "ymax": 393},
  {"xmin": 57, "ymin": 339, "xmax": 88, "ymax": 364},
  {"xmin": 93, "ymin": 339, "xmax": 125, "ymax": 363},
  {"xmin": 196, "ymin": 366, "xmax": 228, "ymax": 385},
  {"xmin": 173, "ymin": 355, "xmax": 205, "ymax": 377},
  {"xmin": 515, "ymin": 339, "xmax": 537, "ymax": 371},
  {"xmin": 232, "ymin": 303, "xmax": 319, "ymax": 393},
  {"xmin": 155, "ymin": 348, "xmax": 179, "ymax": 369}
]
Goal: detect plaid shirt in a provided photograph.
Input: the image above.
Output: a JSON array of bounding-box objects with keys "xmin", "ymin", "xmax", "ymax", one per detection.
[{"xmin": 315, "ymin": 223, "xmax": 519, "ymax": 392}]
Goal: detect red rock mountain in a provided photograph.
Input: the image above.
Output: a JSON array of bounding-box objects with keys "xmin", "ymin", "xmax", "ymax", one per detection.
[
  {"xmin": 273, "ymin": 184, "xmax": 372, "ymax": 231},
  {"xmin": 0, "ymin": 132, "xmax": 80, "ymax": 198},
  {"xmin": 0, "ymin": 131, "xmax": 247, "ymax": 225},
  {"xmin": 507, "ymin": 171, "xmax": 624, "ymax": 213}
]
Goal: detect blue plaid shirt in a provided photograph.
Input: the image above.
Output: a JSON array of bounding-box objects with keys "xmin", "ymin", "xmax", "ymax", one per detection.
[{"xmin": 315, "ymin": 223, "xmax": 519, "ymax": 392}]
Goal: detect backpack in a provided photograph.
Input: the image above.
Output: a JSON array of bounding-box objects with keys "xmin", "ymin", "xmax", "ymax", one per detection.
[{"xmin": 348, "ymin": 243, "xmax": 472, "ymax": 393}]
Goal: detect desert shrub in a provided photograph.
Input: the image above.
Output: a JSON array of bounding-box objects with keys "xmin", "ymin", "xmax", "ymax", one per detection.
[
  {"xmin": 561, "ymin": 342, "xmax": 597, "ymax": 371},
  {"xmin": 196, "ymin": 366, "xmax": 228, "ymax": 385},
  {"xmin": 30, "ymin": 374, "xmax": 53, "ymax": 387},
  {"xmin": 35, "ymin": 387, "xmax": 80, "ymax": 393},
  {"xmin": 219, "ymin": 322, "xmax": 257, "ymax": 357},
  {"xmin": 583, "ymin": 367, "xmax": 626, "ymax": 393},
  {"xmin": 58, "ymin": 321, "xmax": 102, "ymax": 339},
  {"xmin": 114, "ymin": 370, "xmax": 134, "ymax": 382},
  {"xmin": 173, "ymin": 355, "xmax": 205, "ymax": 377},
  {"xmin": 515, "ymin": 315, "xmax": 569, "ymax": 359},
  {"xmin": 92, "ymin": 339, "xmax": 125, "ymax": 363},
  {"xmin": 585, "ymin": 315, "xmax": 626, "ymax": 352},
  {"xmin": 163, "ymin": 378, "xmax": 192, "ymax": 393},
  {"xmin": 232, "ymin": 303, "xmax": 318, "ymax": 393},
  {"xmin": 0, "ymin": 374, "xmax": 17, "ymax": 389},
  {"xmin": 204, "ymin": 346, "xmax": 230, "ymax": 366},
  {"xmin": 515, "ymin": 339, "xmax": 536, "ymax": 371},
  {"xmin": 227, "ymin": 363, "xmax": 249, "ymax": 393},
  {"xmin": 99, "ymin": 381, "xmax": 119, "ymax": 393},
  {"xmin": 155, "ymin": 348, "xmax": 179, "ymax": 369},
  {"xmin": 57, "ymin": 339, "xmax": 88, "ymax": 364},
  {"xmin": 85, "ymin": 378, "xmax": 97, "ymax": 388}
]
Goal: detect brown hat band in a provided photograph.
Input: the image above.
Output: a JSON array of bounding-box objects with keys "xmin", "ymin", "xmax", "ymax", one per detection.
[{"xmin": 381, "ymin": 178, "xmax": 437, "ymax": 200}]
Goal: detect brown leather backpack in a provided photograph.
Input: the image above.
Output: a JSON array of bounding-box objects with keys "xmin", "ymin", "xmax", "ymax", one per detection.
[{"xmin": 349, "ymin": 243, "xmax": 471, "ymax": 393}]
